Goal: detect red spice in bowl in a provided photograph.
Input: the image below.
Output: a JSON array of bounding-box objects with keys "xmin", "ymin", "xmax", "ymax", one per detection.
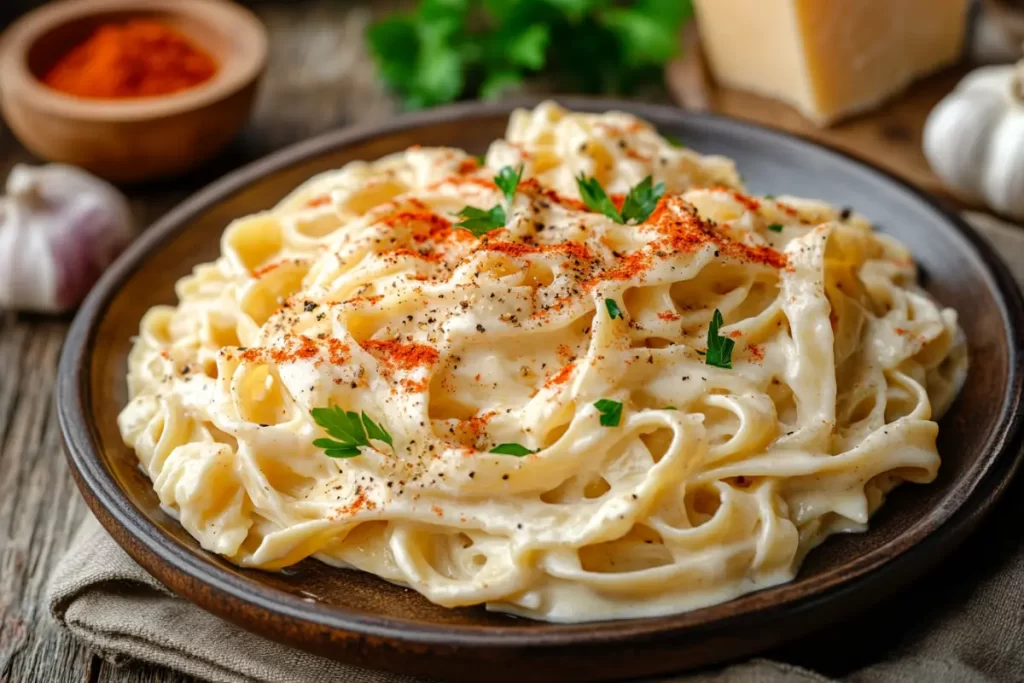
[{"xmin": 41, "ymin": 19, "xmax": 217, "ymax": 99}]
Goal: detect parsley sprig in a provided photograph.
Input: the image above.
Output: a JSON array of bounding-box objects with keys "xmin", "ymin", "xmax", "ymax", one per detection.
[
  {"xmin": 311, "ymin": 405, "xmax": 393, "ymax": 458},
  {"xmin": 594, "ymin": 399, "xmax": 623, "ymax": 427},
  {"xmin": 704, "ymin": 309, "xmax": 735, "ymax": 369},
  {"xmin": 455, "ymin": 164, "xmax": 522, "ymax": 237},
  {"xmin": 490, "ymin": 443, "xmax": 537, "ymax": 456},
  {"xmin": 367, "ymin": 1, "xmax": 694, "ymax": 110},
  {"xmin": 605, "ymin": 298, "xmax": 622, "ymax": 320},
  {"xmin": 576, "ymin": 174, "xmax": 664, "ymax": 224}
]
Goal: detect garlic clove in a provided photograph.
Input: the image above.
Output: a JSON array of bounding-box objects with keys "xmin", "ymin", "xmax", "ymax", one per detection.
[
  {"xmin": 924, "ymin": 83, "xmax": 1007, "ymax": 202},
  {"xmin": 982, "ymin": 112, "xmax": 1024, "ymax": 217},
  {"xmin": 0, "ymin": 164, "xmax": 135, "ymax": 313}
]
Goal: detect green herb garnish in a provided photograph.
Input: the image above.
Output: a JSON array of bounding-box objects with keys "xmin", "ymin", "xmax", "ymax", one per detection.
[
  {"xmin": 767, "ymin": 223, "xmax": 784, "ymax": 232},
  {"xmin": 621, "ymin": 176, "xmax": 665, "ymax": 223},
  {"xmin": 576, "ymin": 174, "xmax": 664, "ymax": 224},
  {"xmin": 312, "ymin": 406, "xmax": 393, "ymax": 458},
  {"xmin": 605, "ymin": 298, "xmax": 622, "ymax": 320},
  {"xmin": 594, "ymin": 399, "xmax": 623, "ymax": 427},
  {"xmin": 494, "ymin": 164, "xmax": 524, "ymax": 204},
  {"xmin": 490, "ymin": 443, "xmax": 536, "ymax": 456},
  {"xmin": 577, "ymin": 173, "xmax": 622, "ymax": 222},
  {"xmin": 455, "ymin": 165, "xmax": 522, "ymax": 237},
  {"xmin": 455, "ymin": 205, "xmax": 506, "ymax": 236},
  {"xmin": 704, "ymin": 308, "xmax": 735, "ymax": 369},
  {"xmin": 367, "ymin": 1, "xmax": 694, "ymax": 110},
  {"xmin": 663, "ymin": 134, "xmax": 686, "ymax": 148}
]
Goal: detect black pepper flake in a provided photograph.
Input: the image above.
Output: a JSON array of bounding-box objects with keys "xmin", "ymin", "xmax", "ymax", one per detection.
[
  {"xmin": 476, "ymin": 324, "xmax": 486, "ymax": 333},
  {"xmin": 840, "ymin": 207, "xmax": 852, "ymax": 221},
  {"xmin": 303, "ymin": 301, "xmax": 317, "ymax": 312},
  {"xmin": 502, "ymin": 474, "xmax": 509, "ymax": 480}
]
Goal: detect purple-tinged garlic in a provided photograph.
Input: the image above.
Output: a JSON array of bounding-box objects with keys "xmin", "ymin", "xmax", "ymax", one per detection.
[{"xmin": 0, "ymin": 164, "xmax": 134, "ymax": 313}]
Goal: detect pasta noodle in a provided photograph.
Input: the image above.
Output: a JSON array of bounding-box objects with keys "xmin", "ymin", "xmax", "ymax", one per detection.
[{"xmin": 119, "ymin": 102, "xmax": 967, "ymax": 622}]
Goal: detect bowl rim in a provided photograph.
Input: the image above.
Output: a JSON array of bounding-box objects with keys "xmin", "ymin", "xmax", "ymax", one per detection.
[
  {"xmin": 0, "ymin": 0, "xmax": 268, "ymax": 121},
  {"xmin": 57, "ymin": 97, "xmax": 1024, "ymax": 651}
]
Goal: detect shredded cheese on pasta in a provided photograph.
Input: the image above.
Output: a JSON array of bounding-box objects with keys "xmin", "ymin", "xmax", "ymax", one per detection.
[{"xmin": 119, "ymin": 102, "xmax": 967, "ymax": 622}]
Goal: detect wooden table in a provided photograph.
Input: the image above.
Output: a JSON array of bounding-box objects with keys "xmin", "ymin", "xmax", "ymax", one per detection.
[{"xmin": 0, "ymin": 3, "xmax": 402, "ymax": 681}]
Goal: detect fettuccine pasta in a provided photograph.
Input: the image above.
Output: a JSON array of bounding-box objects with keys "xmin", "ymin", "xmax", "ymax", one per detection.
[{"xmin": 119, "ymin": 102, "xmax": 967, "ymax": 622}]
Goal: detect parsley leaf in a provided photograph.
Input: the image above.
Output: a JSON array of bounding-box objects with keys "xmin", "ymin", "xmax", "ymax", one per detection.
[
  {"xmin": 312, "ymin": 406, "xmax": 393, "ymax": 458},
  {"xmin": 577, "ymin": 173, "xmax": 622, "ymax": 222},
  {"xmin": 456, "ymin": 205, "xmax": 506, "ymax": 237},
  {"xmin": 605, "ymin": 298, "xmax": 622, "ymax": 320},
  {"xmin": 490, "ymin": 443, "xmax": 536, "ymax": 456},
  {"xmin": 620, "ymin": 175, "xmax": 665, "ymax": 224},
  {"xmin": 594, "ymin": 399, "xmax": 623, "ymax": 427},
  {"xmin": 455, "ymin": 165, "xmax": 522, "ymax": 237},
  {"xmin": 704, "ymin": 308, "xmax": 735, "ymax": 369},
  {"xmin": 494, "ymin": 164, "xmax": 524, "ymax": 205},
  {"xmin": 362, "ymin": 413, "xmax": 394, "ymax": 448},
  {"xmin": 577, "ymin": 174, "xmax": 663, "ymax": 224},
  {"xmin": 368, "ymin": 1, "xmax": 693, "ymax": 110},
  {"xmin": 767, "ymin": 223, "xmax": 784, "ymax": 232},
  {"xmin": 663, "ymin": 133, "xmax": 686, "ymax": 148}
]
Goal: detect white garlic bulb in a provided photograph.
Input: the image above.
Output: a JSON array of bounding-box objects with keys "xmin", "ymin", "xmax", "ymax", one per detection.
[
  {"xmin": 0, "ymin": 164, "xmax": 134, "ymax": 313},
  {"xmin": 923, "ymin": 60, "xmax": 1024, "ymax": 220}
]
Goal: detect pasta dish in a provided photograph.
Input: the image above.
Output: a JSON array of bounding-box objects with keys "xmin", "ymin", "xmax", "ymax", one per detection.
[{"xmin": 119, "ymin": 102, "xmax": 967, "ymax": 622}]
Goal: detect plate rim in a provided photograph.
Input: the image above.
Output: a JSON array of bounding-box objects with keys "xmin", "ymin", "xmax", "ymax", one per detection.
[{"xmin": 57, "ymin": 97, "xmax": 1024, "ymax": 651}]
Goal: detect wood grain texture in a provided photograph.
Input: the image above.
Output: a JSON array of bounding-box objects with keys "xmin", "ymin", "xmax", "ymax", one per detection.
[{"xmin": 0, "ymin": 1, "xmax": 401, "ymax": 681}]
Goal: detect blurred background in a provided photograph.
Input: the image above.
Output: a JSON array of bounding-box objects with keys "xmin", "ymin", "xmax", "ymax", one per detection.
[{"xmin": 2, "ymin": 0, "xmax": 1023, "ymax": 226}]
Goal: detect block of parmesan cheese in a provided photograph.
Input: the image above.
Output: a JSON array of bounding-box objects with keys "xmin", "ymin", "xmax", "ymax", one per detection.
[{"xmin": 692, "ymin": 0, "xmax": 970, "ymax": 125}]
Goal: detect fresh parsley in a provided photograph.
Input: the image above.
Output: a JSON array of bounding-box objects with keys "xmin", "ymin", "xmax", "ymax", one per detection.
[
  {"xmin": 594, "ymin": 399, "xmax": 623, "ymax": 427},
  {"xmin": 577, "ymin": 173, "xmax": 622, "ymax": 222},
  {"xmin": 455, "ymin": 205, "xmax": 506, "ymax": 236},
  {"xmin": 490, "ymin": 443, "xmax": 536, "ymax": 456},
  {"xmin": 621, "ymin": 176, "xmax": 665, "ymax": 223},
  {"xmin": 663, "ymin": 134, "xmax": 686, "ymax": 148},
  {"xmin": 767, "ymin": 223, "xmax": 784, "ymax": 232},
  {"xmin": 704, "ymin": 308, "xmax": 735, "ymax": 369},
  {"xmin": 605, "ymin": 298, "xmax": 622, "ymax": 320},
  {"xmin": 367, "ymin": 1, "xmax": 694, "ymax": 110},
  {"xmin": 311, "ymin": 406, "xmax": 393, "ymax": 458},
  {"xmin": 494, "ymin": 164, "xmax": 523, "ymax": 204},
  {"xmin": 576, "ymin": 174, "xmax": 664, "ymax": 224},
  {"xmin": 455, "ymin": 165, "xmax": 522, "ymax": 238}
]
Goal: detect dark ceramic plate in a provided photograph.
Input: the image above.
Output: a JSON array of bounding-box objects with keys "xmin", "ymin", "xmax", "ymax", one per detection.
[{"xmin": 57, "ymin": 98, "xmax": 1024, "ymax": 682}]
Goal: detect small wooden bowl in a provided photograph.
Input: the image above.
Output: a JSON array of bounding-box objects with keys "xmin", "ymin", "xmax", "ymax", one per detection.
[{"xmin": 0, "ymin": 0, "xmax": 267, "ymax": 183}]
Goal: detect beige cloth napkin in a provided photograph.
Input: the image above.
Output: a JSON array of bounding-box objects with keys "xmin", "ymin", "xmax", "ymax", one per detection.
[{"xmin": 49, "ymin": 212, "xmax": 1024, "ymax": 683}]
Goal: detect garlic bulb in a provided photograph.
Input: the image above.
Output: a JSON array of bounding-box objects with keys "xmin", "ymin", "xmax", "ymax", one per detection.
[
  {"xmin": 0, "ymin": 164, "xmax": 134, "ymax": 313},
  {"xmin": 923, "ymin": 59, "xmax": 1024, "ymax": 219}
]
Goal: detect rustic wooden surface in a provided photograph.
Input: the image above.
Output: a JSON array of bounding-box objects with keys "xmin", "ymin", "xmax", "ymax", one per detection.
[{"xmin": 0, "ymin": 2, "xmax": 402, "ymax": 681}]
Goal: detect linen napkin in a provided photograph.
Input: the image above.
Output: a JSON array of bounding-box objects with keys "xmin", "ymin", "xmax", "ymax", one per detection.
[{"xmin": 50, "ymin": 212, "xmax": 1024, "ymax": 683}]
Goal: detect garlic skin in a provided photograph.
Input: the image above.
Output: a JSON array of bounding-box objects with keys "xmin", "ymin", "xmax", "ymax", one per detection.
[
  {"xmin": 0, "ymin": 164, "xmax": 134, "ymax": 313},
  {"xmin": 923, "ymin": 62, "xmax": 1024, "ymax": 220}
]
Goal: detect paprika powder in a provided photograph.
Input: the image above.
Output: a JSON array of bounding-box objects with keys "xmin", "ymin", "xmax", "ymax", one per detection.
[{"xmin": 42, "ymin": 19, "xmax": 218, "ymax": 99}]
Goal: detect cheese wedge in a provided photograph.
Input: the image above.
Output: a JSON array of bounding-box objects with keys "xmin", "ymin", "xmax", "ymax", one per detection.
[{"xmin": 693, "ymin": 0, "xmax": 970, "ymax": 125}]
